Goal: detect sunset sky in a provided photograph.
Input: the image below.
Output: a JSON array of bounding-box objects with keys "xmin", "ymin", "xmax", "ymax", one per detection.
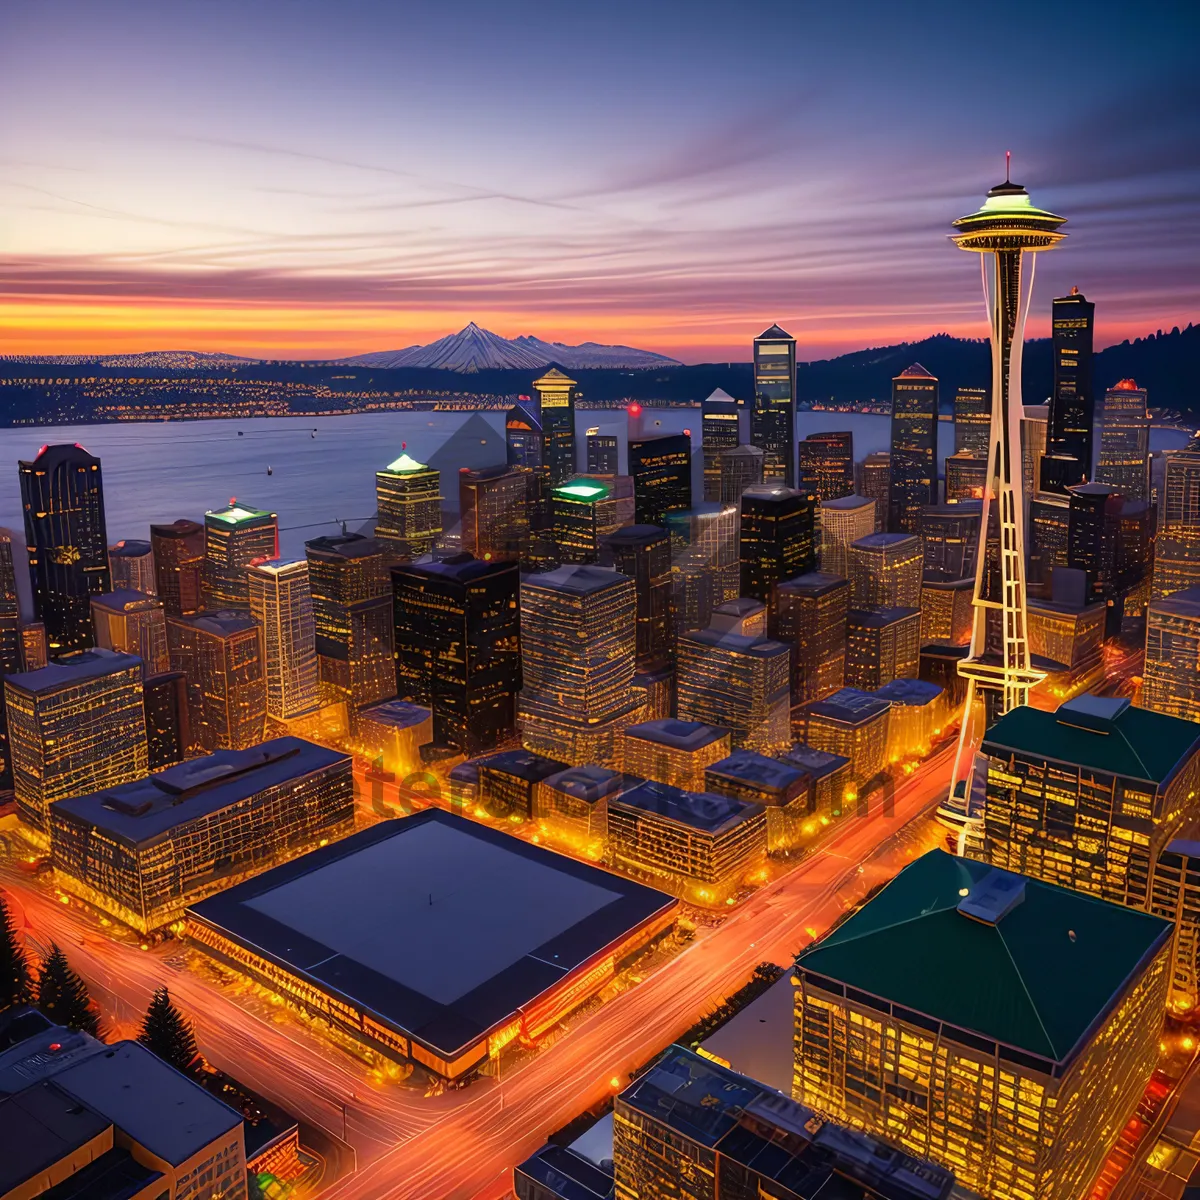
[{"xmin": 2, "ymin": 0, "xmax": 1197, "ymax": 362}]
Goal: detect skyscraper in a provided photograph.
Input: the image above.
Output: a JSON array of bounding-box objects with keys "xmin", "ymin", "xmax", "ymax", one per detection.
[
  {"xmin": 585, "ymin": 431, "xmax": 619, "ymax": 475},
  {"xmin": 532, "ymin": 367, "xmax": 578, "ymax": 485},
  {"xmin": 1067, "ymin": 482, "xmax": 1123, "ymax": 606},
  {"xmin": 247, "ymin": 558, "xmax": 320, "ymax": 721},
  {"xmin": 551, "ymin": 476, "xmax": 635, "ymax": 564},
  {"xmin": 857, "ymin": 451, "xmax": 890, "ymax": 531},
  {"xmin": 519, "ymin": 564, "xmax": 638, "ymax": 765},
  {"xmin": 1143, "ymin": 587, "xmax": 1200, "ymax": 723},
  {"xmin": 600, "ymin": 524, "xmax": 672, "ymax": 673},
  {"xmin": 19, "ymin": 623, "xmax": 47, "ymax": 671},
  {"xmin": 797, "ymin": 430, "xmax": 853, "ymax": 501},
  {"xmin": 167, "ymin": 610, "xmax": 266, "ymax": 751},
  {"xmin": 953, "ymin": 386, "xmax": 990, "ymax": 456},
  {"xmin": 943, "ymin": 449, "xmax": 988, "ymax": 503},
  {"xmin": 774, "ymin": 572, "xmax": 848, "ymax": 702},
  {"xmin": 1021, "ymin": 403, "xmax": 1048, "ymax": 503},
  {"xmin": 392, "ymin": 555, "xmax": 521, "ymax": 755},
  {"xmin": 628, "ymin": 432, "xmax": 691, "ymax": 527},
  {"xmin": 941, "ymin": 169, "xmax": 1066, "ymax": 829},
  {"xmin": 202, "ymin": 500, "xmax": 278, "ymax": 611},
  {"xmin": 1041, "ymin": 287, "xmax": 1095, "ymax": 494},
  {"xmin": 1153, "ymin": 436, "xmax": 1200, "ymax": 598},
  {"xmin": 716, "ymin": 443, "xmax": 764, "ymax": 504},
  {"xmin": 739, "ymin": 484, "xmax": 817, "ymax": 608},
  {"xmin": 918, "ymin": 502, "xmax": 981, "ymax": 583},
  {"xmin": 6, "ymin": 648, "xmax": 147, "ymax": 833},
  {"xmin": 666, "ymin": 503, "xmax": 740, "ymax": 635},
  {"xmin": 0, "ymin": 528, "xmax": 19, "ymax": 675},
  {"xmin": 19, "ymin": 443, "xmax": 111, "ymax": 656},
  {"xmin": 845, "ymin": 606, "xmax": 921, "ymax": 689},
  {"xmin": 459, "ymin": 464, "xmax": 529, "ymax": 562},
  {"xmin": 305, "ymin": 533, "xmax": 395, "ymax": 708},
  {"xmin": 142, "ymin": 670, "xmax": 190, "ymax": 771},
  {"xmin": 374, "ymin": 451, "xmax": 442, "ymax": 559},
  {"xmin": 700, "ymin": 387, "xmax": 740, "ymax": 501},
  {"xmin": 108, "ymin": 539, "xmax": 156, "ymax": 594},
  {"xmin": 818, "ymin": 494, "xmax": 875, "ymax": 579},
  {"xmin": 90, "ymin": 590, "xmax": 170, "ymax": 675},
  {"xmin": 150, "ymin": 518, "xmax": 205, "ymax": 620},
  {"xmin": 505, "ymin": 401, "xmax": 543, "ymax": 472},
  {"xmin": 887, "ymin": 364, "xmax": 938, "ymax": 533},
  {"xmin": 848, "ymin": 532, "xmax": 922, "ymax": 609},
  {"xmin": 1097, "ymin": 380, "xmax": 1150, "ymax": 501},
  {"xmin": 751, "ymin": 324, "xmax": 796, "ymax": 484}
]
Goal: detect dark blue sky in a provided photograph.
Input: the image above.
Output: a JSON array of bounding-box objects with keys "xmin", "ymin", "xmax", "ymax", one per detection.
[{"xmin": 1, "ymin": 0, "xmax": 1196, "ymax": 359}]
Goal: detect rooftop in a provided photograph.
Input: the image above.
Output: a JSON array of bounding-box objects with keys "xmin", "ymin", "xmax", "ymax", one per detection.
[
  {"xmin": 851, "ymin": 532, "xmax": 920, "ymax": 551},
  {"xmin": 478, "ymin": 748, "xmax": 569, "ymax": 784},
  {"xmin": 625, "ymin": 719, "xmax": 729, "ymax": 753},
  {"xmin": 247, "ymin": 556, "xmax": 305, "ymax": 577},
  {"xmin": 612, "ymin": 780, "xmax": 762, "ymax": 835},
  {"xmin": 39, "ymin": 1146, "xmax": 163, "ymax": 1200},
  {"xmin": 603, "ymin": 524, "xmax": 669, "ymax": 546},
  {"xmin": 381, "ymin": 451, "xmax": 430, "ymax": 474},
  {"xmin": 305, "ymin": 533, "xmax": 385, "ymax": 560},
  {"xmin": 0, "ymin": 1080, "xmax": 111, "ymax": 1196},
  {"xmin": 848, "ymin": 605, "xmax": 921, "ymax": 629},
  {"xmin": 523, "ymin": 563, "xmax": 629, "ymax": 597},
  {"xmin": 555, "ymin": 480, "xmax": 609, "ymax": 500},
  {"xmin": 982, "ymin": 696, "xmax": 1200, "ymax": 786},
  {"xmin": 680, "ymin": 627, "xmax": 790, "ymax": 659},
  {"xmin": 797, "ymin": 849, "xmax": 1169, "ymax": 1067},
  {"xmin": 896, "ymin": 362, "xmax": 935, "ymax": 379},
  {"xmin": 91, "ymin": 589, "xmax": 160, "ymax": 612},
  {"xmin": 168, "ymin": 610, "xmax": 258, "ymax": 638},
  {"xmin": 515, "ymin": 1145, "xmax": 613, "ymax": 1200},
  {"xmin": 778, "ymin": 572, "xmax": 848, "ymax": 598},
  {"xmin": 740, "ymin": 483, "xmax": 804, "ymax": 502},
  {"xmin": 393, "ymin": 554, "xmax": 515, "ymax": 585},
  {"xmin": 188, "ymin": 811, "xmax": 675, "ymax": 1059},
  {"xmin": 755, "ymin": 324, "xmax": 793, "ymax": 341},
  {"xmin": 541, "ymin": 765, "xmax": 628, "ymax": 805},
  {"xmin": 533, "ymin": 367, "xmax": 577, "ymax": 387},
  {"xmin": 358, "ymin": 699, "xmax": 433, "ymax": 731},
  {"xmin": 803, "ymin": 688, "xmax": 891, "ymax": 726},
  {"xmin": 109, "ymin": 539, "xmax": 152, "ymax": 557},
  {"xmin": 705, "ymin": 750, "xmax": 806, "ymax": 798},
  {"xmin": 53, "ymin": 738, "xmax": 349, "ymax": 846},
  {"xmin": 205, "ymin": 501, "xmax": 274, "ymax": 525},
  {"xmin": 6, "ymin": 648, "xmax": 142, "ymax": 695},
  {"xmin": 873, "ymin": 678, "xmax": 944, "ymax": 707},
  {"xmin": 778, "ymin": 742, "xmax": 851, "ymax": 780},
  {"xmin": 1152, "ymin": 586, "xmax": 1200, "ymax": 618},
  {"xmin": 821, "ymin": 494, "xmax": 874, "ymax": 511}
]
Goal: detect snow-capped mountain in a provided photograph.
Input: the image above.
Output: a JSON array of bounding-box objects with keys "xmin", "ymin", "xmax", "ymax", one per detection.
[
  {"xmin": 4, "ymin": 350, "xmax": 262, "ymax": 368},
  {"xmin": 339, "ymin": 322, "xmax": 680, "ymax": 372}
]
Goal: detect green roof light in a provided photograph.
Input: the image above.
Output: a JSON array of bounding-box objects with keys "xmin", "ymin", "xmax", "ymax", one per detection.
[{"xmin": 556, "ymin": 482, "xmax": 607, "ymax": 499}]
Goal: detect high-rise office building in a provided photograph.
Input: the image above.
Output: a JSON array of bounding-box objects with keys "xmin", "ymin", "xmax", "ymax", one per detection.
[
  {"xmin": 621, "ymin": 719, "xmax": 731, "ymax": 792},
  {"xmin": 887, "ymin": 364, "xmax": 938, "ymax": 533},
  {"xmin": 392, "ymin": 555, "xmax": 521, "ymax": 756},
  {"xmin": 751, "ymin": 324, "xmax": 796, "ymax": 484},
  {"xmin": 459, "ymin": 464, "xmax": 529, "ymax": 562},
  {"xmin": 797, "ymin": 431, "xmax": 853, "ymax": 502},
  {"xmin": 774, "ymin": 572, "xmax": 848, "ymax": 702},
  {"xmin": 739, "ymin": 484, "xmax": 817, "ymax": 609},
  {"xmin": 202, "ymin": 500, "xmax": 278, "ymax": 611},
  {"xmin": 818, "ymin": 494, "xmax": 875, "ymax": 579},
  {"xmin": 676, "ymin": 625, "xmax": 791, "ymax": 753},
  {"xmin": 1067, "ymin": 482, "xmax": 1123, "ymax": 605},
  {"xmin": 247, "ymin": 558, "xmax": 320, "ymax": 721},
  {"xmin": 613, "ymin": 1045, "xmax": 954, "ymax": 1200},
  {"xmin": 795, "ymin": 848, "xmax": 1171, "ymax": 1200},
  {"xmin": 90, "ymin": 589, "xmax": 170, "ymax": 675},
  {"xmin": 305, "ymin": 533, "xmax": 395, "ymax": 708},
  {"xmin": 167, "ymin": 610, "xmax": 266, "ymax": 752},
  {"xmin": 506, "ymin": 401, "xmax": 543, "ymax": 472},
  {"xmin": 600, "ymin": 524, "xmax": 672, "ymax": 673},
  {"xmin": 142, "ymin": 670, "xmax": 190, "ymax": 770},
  {"xmin": 980, "ymin": 695, "xmax": 1200, "ymax": 1010},
  {"xmin": 944, "ymin": 450, "xmax": 987, "ymax": 503},
  {"xmin": 375, "ymin": 451, "xmax": 442, "ymax": 559},
  {"xmin": 585, "ymin": 430, "xmax": 619, "ymax": 475},
  {"xmin": 1021, "ymin": 403, "xmax": 1048, "ymax": 503},
  {"xmin": 847, "ymin": 532, "xmax": 922, "ymax": 609},
  {"xmin": 19, "ymin": 623, "xmax": 47, "ymax": 671},
  {"xmin": 1041, "ymin": 287, "xmax": 1095, "ymax": 494},
  {"xmin": 701, "ymin": 387, "xmax": 740, "ymax": 501},
  {"xmin": 797, "ymin": 687, "xmax": 891, "ymax": 788},
  {"xmin": 1098, "ymin": 379, "xmax": 1150, "ymax": 501},
  {"xmin": 716, "ymin": 443, "xmax": 764, "ymax": 504},
  {"xmin": 519, "ymin": 564, "xmax": 638, "ymax": 765},
  {"xmin": 921, "ymin": 578, "xmax": 974, "ymax": 647},
  {"xmin": 666, "ymin": 503, "xmax": 740, "ymax": 635},
  {"xmin": 150, "ymin": 518, "xmax": 205, "ymax": 620},
  {"xmin": 941, "ymin": 171, "xmax": 1066, "ymax": 830},
  {"xmin": 19, "ymin": 443, "xmax": 111, "ymax": 656},
  {"xmin": 953, "ymin": 385, "xmax": 990, "ymax": 456},
  {"xmin": 108, "ymin": 539, "xmax": 156, "ymax": 594},
  {"xmin": 533, "ymin": 367, "xmax": 578, "ymax": 485},
  {"xmin": 1028, "ymin": 492, "xmax": 1071, "ymax": 590},
  {"xmin": 919, "ymin": 502, "xmax": 981, "ymax": 583},
  {"xmin": 0, "ymin": 528, "xmax": 20, "ymax": 675},
  {"xmin": 845, "ymin": 606, "xmax": 921, "ymax": 689},
  {"xmin": 629, "ymin": 432, "xmax": 691, "ymax": 527},
  {"xmin": 857, "ymin": 452, "xmax": 890, "ymax": 531},
  {"xmin": 1143, "ymin": 587, "xmax": 1200, "ymax": 723},
  {"xmin": 6, "ymin": 648, "xmax": 147, "ymax": 834},
  {"xmin": 1152, "ymin": 436, "xmax": 1200, "ymax": 599},
  {"xmin": 552, "ymin": 476, "xmax": 635, "ymax": 564}
]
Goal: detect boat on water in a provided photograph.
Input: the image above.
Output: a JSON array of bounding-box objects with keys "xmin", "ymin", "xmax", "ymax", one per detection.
[{"xmin": 267, "ymin": 465, "xmax": 273, "ymax": 476}]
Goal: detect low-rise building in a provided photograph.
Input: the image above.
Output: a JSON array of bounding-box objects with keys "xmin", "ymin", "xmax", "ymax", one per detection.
[
  {"xmin": 872, "ymin": 677, "xmax": 946, "ymax": 760},
  {"xmin": 703, "ymin": 749, "xmax": 813, "ymax": 854},
  {"xmin": 778, "ymin": 742, "xmax": 853, "ymax": 816},
  {"xmin": 607, "ymin": 780, "xmax": 766, "ymax": 906},
  {"xmin": 477, "ymin": 748, "xmax": 569, "ymax": 820},
  {"xmin": 845, "ymin": 606, "xmax": 921, "ymax": 689},
  {"xmin": 796, "ymin": 688, "xmax": 891, "ymax": 791},
  {"xmin": 353, "ymin": 698, "xmax": 433, "ymax": 777},
  {"xmin": 621, "ymin": 719, "xmax": 731, "ymax": 791},
  {"xmin": 534, "ymin": 764, "xmax": 628, "ymax": 860},
  {"xmin": 50, "ymin": 737, "xmax": 353, "ymax": 932}
]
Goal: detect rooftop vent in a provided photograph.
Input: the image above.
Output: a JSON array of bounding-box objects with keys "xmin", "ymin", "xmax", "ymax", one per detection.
[
  {"xmin": 957, "ymin": 868, "xmax": 1026, "ymax": 925},
  {"xmin": 1057, "ymin": 693, "xmax": 1130, "ymax": 733}
]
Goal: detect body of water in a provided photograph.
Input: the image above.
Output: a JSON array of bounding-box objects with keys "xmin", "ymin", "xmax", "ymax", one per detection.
[{"xmin": 0, "ymin": 408, "xmax": 1189, "ymax": 614}]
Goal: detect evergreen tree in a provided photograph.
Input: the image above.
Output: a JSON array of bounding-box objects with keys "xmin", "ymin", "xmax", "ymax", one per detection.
[
  {"xmin": 138, "ymin": 987, "xmax": 199, "ymax": 1076},
  {"xmin": 0, "ymin": 896, "xmax": 29, "ymax": 1009},
  {"xmin": 35, "ymin": 944, "xmax": 100, "ymax": 1036}
]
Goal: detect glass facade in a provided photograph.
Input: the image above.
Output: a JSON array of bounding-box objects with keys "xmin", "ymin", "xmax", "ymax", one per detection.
[
  {"xmin": 533, "ymin": 368, "xmax": 579, "ymax": 486},
  {"xmin": 887, "ymin": 366, "xmax": 938, "ymax": 534},
  {"xmin": 150, "ymin": 518, "xmax": 205, "ymax": 620},
  {"xmin": 751, "ymin": 325, "xmax": 797, "ymax": 485},
  {"xmin": 375, "ymin": 453, "xmax": 442, "ymax": 559},
  {"xmin": 953, "ymin": 386, "xmax": 990, "ymax": 457},
  {"xmin": 202, "ymin": 501, "xmax": 278, "ymax": 612},
  {"xmin": 1042, "ymin": 289, "xmax": 1095, "ymax": 494},
  {"xmin": 629, "ymin": 433, "xmax": 691, "ymax": 528}
]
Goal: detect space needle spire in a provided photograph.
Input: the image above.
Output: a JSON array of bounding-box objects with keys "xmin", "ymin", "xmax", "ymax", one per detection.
[{"xmin": 937, "ymin": 164, "xmax": 1066, "ymax": 835}]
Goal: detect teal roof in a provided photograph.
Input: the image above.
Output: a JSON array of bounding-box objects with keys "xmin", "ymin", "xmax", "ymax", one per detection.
[
  {"xmin": 983, "ymin": 701, "xmax": 1200, "ymax": 786},
  {"xmin": 797, "ymin": 849, "xmax": 1169, "ymax": 1065}
]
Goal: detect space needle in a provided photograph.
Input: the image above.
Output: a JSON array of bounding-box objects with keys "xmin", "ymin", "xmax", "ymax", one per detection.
[{"xmin": 938, "ymin": 158, "xmax": 1066, "ymax": 833}]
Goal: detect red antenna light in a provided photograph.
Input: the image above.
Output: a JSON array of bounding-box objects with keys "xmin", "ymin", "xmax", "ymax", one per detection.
[
  {"xmin": 1005, "ymin": 150, "xmax": 1011, "ymax": 182},
  {"xmin": 401, "ymin": 441, "xmax": 407, "ymax": 450},
  {"xmin": 628, "ymin": 403, "xmax": 642, "ymax": 418}
]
